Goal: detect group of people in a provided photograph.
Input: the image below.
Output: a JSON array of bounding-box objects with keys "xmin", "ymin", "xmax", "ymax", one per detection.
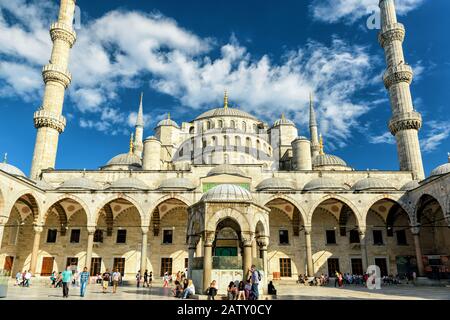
[
  {"xmin": 135, "ymin": 269, "xmax": 153, "ymax": 288},
  {"xmin": 297, "ymin": 274, "xmax": 329, "ymax": 286},
  {"xmin": 14, "ymin": 270, "xmax": 32, "ymax": 287},
  {"xmin": 172, "ymin": 278, "xmax": 196, "ymax": 299},
  {"xmin": 206, "ymin": 265, "xmax": 265, "ymax": 300}
]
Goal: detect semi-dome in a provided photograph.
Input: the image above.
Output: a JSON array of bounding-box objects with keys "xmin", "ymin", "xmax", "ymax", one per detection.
[
  {"xmin": 201, "ymin": 184, "xmax": 252, "ymax": 202},
  {"xmin": 0, "ymin": 163, "xmax": 26, "ymax": 177},
  {"xmin": 106, "ymin": 152, "xmax": 142, "ymax": 167},
  {"xmin": 400, "ymin": 180, "xmax": 420, "ymax": 191},
  {"xmin": 108, "ymin": 177, "xmax": 149, "ymax": 190},
  {"xmin": 58, "ymin": 177, "xmax": 101, "ymax": 190},
  {"xmin": 207, "ymin": 164, "xmax": 247, "ymax": 178},
  {"xmin": 195, "ymin": 107, "xmax": 258, "ymax": 121},
  {"xmin": 430, "ymin": 155, "xmax": 450, "ymax": 177},
  {"xmin": 272, "ymin": 115, "xmax": 295, "ymax": 127},
  {"xmin": 303, "ymin": 177, "xmax": 349, "ymax": 191},
  {"xmin": 256, "ymin": 177, "xmax": 296, "ymax": 191},
  {"xmin": 158, "ymin": 177, "xmax": 196, "ymax": 190},
  {"xmin": 313, "ymin": 154, "xmax": 347, "ymax": 167},
  {"xmin": 157, "ymin": 118, "xmax": 180, "ymax": 128},
  {"xmin": 352, "ymin": 177, "xmax": 396, "ymax": 191}
]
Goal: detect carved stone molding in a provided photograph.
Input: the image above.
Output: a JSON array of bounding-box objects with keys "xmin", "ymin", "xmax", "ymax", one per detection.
[
  {"xmin": 378, "ymin": 23, "xmax": 405, "ymax": 48},
  {"xmin": 42, "ymin": 64, "xmax": 72, "ymax": 88},
  {"xmin": 34, "ymin": 109, "xmax": 67, "ymax": 133},
  {"xmin": 50, "ymin": 22, "xmax": 77, "ymax": 48},
  {"xmin": 389, "ymin": 111, "xmax": 422, "ymax": 135},
  {"xmin": 383, "ymin": 64, "xmax": 413, "ymax": 88}
]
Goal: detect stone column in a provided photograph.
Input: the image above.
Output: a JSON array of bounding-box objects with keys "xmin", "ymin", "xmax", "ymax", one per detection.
[
  {"xmin": 196, "ymin": 235, "xmax": 203, "ymax": 257},
  {"xmin": 85, "ymin": 227, "xmax": 95, "ymax": 273},
  {"xmin": 252, "ymin": 239, "xmax": 258, "ymax": 258},
  {"xmin": 140, "ymin": 229, "xmax": 149, "ymax": 273},
  {"xmin": 304, "ymin": 225, "xmax": 314, "ymax": 277},
  {"xmin": 187, "ymin": 236, "xmax": 198, "ymax": 279},
  {"xmin": 0, "ymin": 224, "xmax": 5, "ymax": 251},
  {"xmin": 411, "ymin": 226, "xmax": 425, "ymax": 276},
  {"xmin": 359, "ymin": 227, "xmax": 368, "ymax": 273},
  {"xmin": 241, "ymin": 232, "xmax": 254, "ymax": 278},
  {"xmin": 257, "ymin": 236, "xmax": 269, "ymax": 278},
  {"xmin": 202, "ymin": 231, "xmax": 214, "ymax": 293},
  {"xmin": 30, "ymin": 225, "xmax": 43, "ymax": 274}
]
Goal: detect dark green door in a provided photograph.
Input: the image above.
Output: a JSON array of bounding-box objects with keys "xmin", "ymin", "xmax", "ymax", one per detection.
[{"xmin": 215, "ymin": 247, "xmax": 238, "ymax": 256}]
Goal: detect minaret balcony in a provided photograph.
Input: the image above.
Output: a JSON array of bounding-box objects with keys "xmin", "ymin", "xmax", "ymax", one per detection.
[
  {"xmin": 50, "ymin": 22, "xmax": 77, "ymax": 48},
  {"xmin": 383, "ymin": 64, "xmax": 413, "ymax": 88},
  {"xmin": 378, "ymin": 23, "xmax": 405, "ymax": 48},
  {"xmin": 42, "ymin": 64, "xmax": 72, "ymax": 88},
  {"xmin": 33, "ymin": 110, "xmax": 67, "ymax": 133},
  {"xmin": 388, "ymin": 111, "xmax": 422, "ymax": 135}
]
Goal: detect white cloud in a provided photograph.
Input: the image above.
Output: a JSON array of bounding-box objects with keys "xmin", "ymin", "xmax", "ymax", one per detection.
[
  {"xmin": 369, "ymin": 131, "xmax": 395, "ymax": 144},
  {"xmin": 420, "ymin": 121, "xmax": 450, "ymax": 153},
  {"xmin": 310, "ymin": 0, "xmax": 425, "ymax": 24}
]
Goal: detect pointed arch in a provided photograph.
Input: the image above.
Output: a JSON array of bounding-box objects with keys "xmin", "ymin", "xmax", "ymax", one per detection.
[
  {"xmin": 94, "ymin": 194, "xmax": 144, "ymax": 225},
  {"xmin": 308, "ymin": 195, "xmax": 361, "ymax": 226},
  {"xmin": 7, "ymin": 191, "xmax": 40, "ymax": 224}
]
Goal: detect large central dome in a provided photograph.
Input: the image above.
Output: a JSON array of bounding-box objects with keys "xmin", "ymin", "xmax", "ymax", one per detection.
[{"xmin": 195, "ymin": 107, "xmax": 258, "ymax": 121}]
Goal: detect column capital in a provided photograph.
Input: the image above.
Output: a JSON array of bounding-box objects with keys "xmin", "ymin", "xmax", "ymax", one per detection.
[
  {"xmin": 0, "ymin": 215, "xmax": 8, "ymax": 225},
  {"xmin": 240, "ymin": 231, "xmax": 254, "ymax": 247},
  {"xmin": 188, "ymin": 235, "xmax": 200, "ymax": 249},
  {"xmin": 304, "ymin": 225, "xmax": 312, "ymax": 234},
  {"xmin": 141, "ymin": 226, "xmax": 150, "ymax": 235},
  {"xmin": 204, "ymin": 231, "xmax": 215, "ymax": 246},
  {"xmin": 33, "ymin": 224, "xmax": 44, "ymax": 233},
  {"xmin": 358, "ymin": 225, "xmax": 367, "ymax": 236},
  {"xmin": 87, "ymin": 226, "xmax": 96, "ymax": 234},
  {"xmin": 410, "ymin": 224, "xmax": 421, "ymax": 235},
  {"xmin": 256, "ymin": 236, "xmax": 269, "ymax": 248}
]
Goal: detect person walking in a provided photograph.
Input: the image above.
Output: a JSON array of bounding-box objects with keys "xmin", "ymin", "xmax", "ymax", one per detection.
[
  {"xmin": 143, "ymin": 269, "xmax": 149, "ymax": 288},
  {"xmin": 62, "ymin": 266, "xmax": 73, "ymax": 298},
  {"xmin": 112, "ymin": 269, "xmax": 121, "ymax": 293},
  {"xmin": 24, "ymin": 270, "xmax": 32, "ymax": 287},
  {"xmin": 163, "ymin": 272, "xmax": 170, "ymax": 287},
  {"xmin": 250, "ymin": 265, "xmax": 261, "ymax": 300},
  {"xmin": 149, "ymin": 271, "xmax": 153, "ymax": 288},
  {"xmin": 136, "ymin": 270, "xmax": 141, "ymax": 288},
  {"xmin": 102, "ymin": 269, "xmax": 111, "ymax": 293},
  {"xmin": 79, "ymin": 267, "xmax": 90, "ymax": 297}
]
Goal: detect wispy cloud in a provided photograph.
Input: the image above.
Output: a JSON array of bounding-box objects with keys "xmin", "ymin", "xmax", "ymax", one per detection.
[
  {"xmin": 310, "ymin": 0, "xmax": 425, "ymax": 24},
  {"xmin": 420, "ymin": 121, "xmax": 450, "ymax": 153},
  {"xmin": 369, "ymin": 131, "xmax": 395, "ymax": 145}
]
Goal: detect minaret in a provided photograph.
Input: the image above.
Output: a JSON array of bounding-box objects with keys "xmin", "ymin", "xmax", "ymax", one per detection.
[
  {"xmin": 224, "ymin": 90, "xmax": 229, "ymax": 109},
  {"xmin": 309, "ymin": 92, "xmax": 320, "ymax": 158},
  {"xmin": 133, "ymin": 92, "xmax": 144, "ymax": 158},
  {"xmin": 30, "ymin": 0, "xmax": 77, "ymax": 179},
  {"xmin": 379, "ymin": 0, "xmax": 424, "ymax": 180}
]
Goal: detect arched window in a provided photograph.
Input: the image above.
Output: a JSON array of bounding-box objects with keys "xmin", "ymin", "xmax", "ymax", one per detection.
[
  {"xmin": 224, "ymin": 136, "xmax": 230, "ymax": 151},
  {"xmin": 224, "ymin": 154, "xmax": 229, "ymax": 164},
  {"xmin": 218, "ymin": 120, "xmax": 223, "ymax": 128},
  {"xmin": 211, "ymin": 136, "xmax": 217, "ymax": 146},
  {"xmin": 235, "ymin": 136, "xmax": 241, "ymax": 152},
  {"xmin": 256, "ymin": 140, "xmax": 261, "ymax": 159},
  {"xmin": 253, "ymin": 123, "xmax": 257, "ymax": 133},
  {"xmin": 202, "ymin": 138, "xmax": 207, "ymax": 149},
  {"xmin": 245, "ymin": 137, "xmax": 251, "ymax": 154},
  {"xmin": 242, "ymin": 121, "xmax": 247, "ymax": 132},
  {"xmin": 230, "ymin": 120, "xmax": 236, "ymax": 129}
]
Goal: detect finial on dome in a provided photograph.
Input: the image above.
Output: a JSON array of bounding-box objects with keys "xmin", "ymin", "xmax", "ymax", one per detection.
[
  {"xmin": 3, "ymin": 153, "xmax": 7, "ymax": 164},
  {"xmin": 129, "ymin": 133, "xmax": 134, "ymax": 154},
  {"xmin": 319, "ymin": 134, "xmax": 324, "ymax": 155},
  {"xmin": 281, "ymin": 113, "xmax": 286, "ymax": 120},
  {"xmin": 167, "ymin": 112, "xmax": 171, "ymax": 120},
  {"xmin": 224, "ymin": 90, "xmax": 228, "ymax": 109}
]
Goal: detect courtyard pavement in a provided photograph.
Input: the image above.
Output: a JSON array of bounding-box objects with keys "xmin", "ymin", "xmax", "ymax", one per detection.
[{"xmin": 1, "ymin": 280, "xmax": 449, "ymax": 300}]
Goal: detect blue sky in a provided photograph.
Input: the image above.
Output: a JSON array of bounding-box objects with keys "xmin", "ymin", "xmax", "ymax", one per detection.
[{"xmin": 0, "ymin": 0, "xmax": 449, "ymax": 176}]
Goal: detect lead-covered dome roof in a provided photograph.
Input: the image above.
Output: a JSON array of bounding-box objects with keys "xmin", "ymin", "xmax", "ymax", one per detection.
[
  {"xmin": 207, "ymin": 164, "xmax": 247, "ymax": 178},
  {"xmin": 313, "ymin": 154, "xmax": 347, "ymax": 167},
  {"xmin": 58, "ymin": 177, "xmax": 101, "ymax": 190},
  {"xmin": 430, "ymin": 155, "xmax": 450, "ymax": 177},
  {"xmin": 0, "ymin": 163, "xmax": 26, "ymax": 177},
  {"xmin": 256, "ymin": 177, "xmax": 296, "ymax": 191},
  {"xmin": 201, "ymin": 184, "xmax": 252, "ymax": 202},
  {"xmin": 195, "ymin": 108, "xmax": 258, "ymax": 121},
  {"xmin": 352, "ymin": 177, "xmax": 396, "ymax": 191},
  {"xmin": 303, "ymin": 177, "xmax": 349, "ymax": 191},
  {"xmin": 108, "ymin": 177, "xmax": 149, "ymax": 190},
  {"xmin": 158, "ymin": 177, "xmax": 196, "ymax": 190},
  {"xmin": 106, "ymin": 153, "xmax": 142, "ymax": 168}
]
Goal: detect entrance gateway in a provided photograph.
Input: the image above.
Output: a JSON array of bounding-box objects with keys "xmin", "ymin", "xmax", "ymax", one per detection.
[{"xmin": 187, "ymin": 184, "xmax": 270, "ymax": 294}]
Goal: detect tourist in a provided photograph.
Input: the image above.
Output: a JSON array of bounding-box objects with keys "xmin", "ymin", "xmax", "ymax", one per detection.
[
  {"xmin": 50, "ymin": 271, "xmax": 57, "ymax": 288},
  {"xmin": 338, "ymin": 272, "xmax": 343, "ymax": 288},
  {"xmin": 163, "ymin": 272, "xmax": 170, "ymax": 287},
  {"xmin": 24, "ymin": 270, "xmax": 32, "ymax": 287},
  {"xmin": 149, "ymin": 271, "xmax": 153, "ymax": 288},
  {"xmin": 207, "ymin": 280, "xmax": 218, "ymax": 300},
  {"xmin": 102, "ymin": 269, "xmax": 111, "ymax": 293},
  {"xmin": 227, "ymin": 281, "xmax": 237, "ymax": 300},
  {"xmin": 62, "ymin": 266, "xmax": 73, "ymax": 298},
  {"xmin": 136, "ymin": 270, "xmax": 141, "ymax": 288},
  {"xmin": 112, "ymin": 269, "xmax": 121, "ymax": 293},
  {"xmin": 182, "ymin": 279, "xmax": 195, "ymax": 299},
  {"xmin": 79, "ymin": 267, "xmax": 90, "ymax": 297},
  {"xmin": 250, "ymin": 265, "xmax": 261, "ymax": 300},
  {"xmin": 143, "ymin": 269, "xmax": 149, "ymax": 288},
  {"xmin": 334, "ymin": 271, "xmax": 340, "ymax": 287},
  {"xmin": 237, "ymin": 281, "xmax": 246, "ymax": 300},
  {"xmin": 15, "ymin": 271, "xmax": 22, "ymax": 286},
  {"xmin": 182, "ymin": 278, "xmax": 189, "ymax": 290},
  {"xmin": 412, "ymin": 271, "xmax": 417, "ymax": 285},
  {"xmin": 173, "ymin": 280, "xmax": 183, "ymax": 298},
  {"xmin": 244, "ymin": 279, "xmax": 252, "ymax": 299},
  {"xmin": 55, "ymin": 272, "xmax": 63, "ymax": 288},
  {"xmin": 268, "ymin": 281, "xmax": 277, "ymax": 295}
]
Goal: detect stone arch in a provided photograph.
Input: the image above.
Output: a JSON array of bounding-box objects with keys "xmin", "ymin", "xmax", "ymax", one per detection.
[
  {"xmin": 148, "ymin": 194, "xmax": 192, "ymax": 219},
  {"xmin": 363, "ymin": 194, "xmax": 413, "ymax": 222},
  {"xmin": 94, "ymin": 194, "xmax": 145, "ymax": 225},
  {"xmin": 414, "ymin": 194, "xmax": 445, "ymax": 226},
  {"xmin": 263, "ymin": 194, "xmax": 307, "ymax": 225},
  {"xmin": 149, "ymin": 195, "xmax": 190, "ymax": 236},
  {"xmin": 7, "ymin": 190, "xmax": 40, "ymax": 224},
  {"xmin": 252, "ymin": 212, "xmax": 269, "ymax": 238},
  {"xmin": 206, "ymin": 208, "xmax": 251, "ymax": 232},
  {"xmin": 308, "ymin": 195, "xmax": 362, "ymax": 226}
]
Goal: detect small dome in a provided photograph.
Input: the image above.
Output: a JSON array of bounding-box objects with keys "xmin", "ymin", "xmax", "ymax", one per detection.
[
  {"xmin": 0, "ymin": 163, "xmax": 26, "ymax": 177},
  {"xmin": 272, "ymin": 116, "xmax": 295, "ymax": 127},
  {"xmin": 207, "ymin": 164, "xmax": 247, "ymax": 177},
  {"xmin": 400, "ymin": 180, "xmax": 420, "ymax": 191},
  {"xmin": 158, "ymin": 177, "xmax": 196, "ymax": 190},
  {"xmin": 108, "ymin": 177, "xmax": 149, "ymax": 190},
  {"xmin": 352, "ymin": 177, "xmax": 396, "ymax": 191},
  {"xmin": 106, "ymin": 152, "xmax": 142, "ymax": 167},
  {"xmin": 201, "ymin": 184, "xmax": 252, "ymax": 202},
  {"xmin": 35, "ymin": 179, "xmax": 54, "ymax": 190},
  {"xmin": 303, "ymin": 177, "xmax": 349, "ymax": 191},
  {"xmin": 430, "ymin": 155, "xmax": 450, "ymax": 177},
  {"xmin": 58, "ymin": 177, "xmax": 101, "ymax": 190},
  {"xmin": 157, "ymin": 118, "xmax": 180, "ymax": 128},
  {"xmin": 256, "ymin": 177, "xmax": 296, "ymax": 191},
  {"xmin": 313, "ymin": 154, "xmax": 347, "ymax": 167}
]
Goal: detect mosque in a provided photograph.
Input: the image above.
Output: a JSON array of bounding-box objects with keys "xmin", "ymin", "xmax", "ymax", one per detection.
[{"xmin": 0, "ymin": 0, "xmax": 449, "ymax": 293}]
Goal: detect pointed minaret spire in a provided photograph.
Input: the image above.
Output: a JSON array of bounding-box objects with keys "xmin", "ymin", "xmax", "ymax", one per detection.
[
  {"xmin": 129, "ymin": 133, "xmax": 134, "ymax": 154},
  {"xmin": 224, "ymin": 90, "xmax": 229, "ymax": 109},
  {"xmin": 133, "ymin": 92, "xmax": 144, "ymax": 158},
  {"xmin": 319, "ymin": 133, "xmax": 325, "ymax": 155},
  {"xmin": 3, "ymin": 153, "xmax": 7, "ymax": 164},
  {"xmin": 309, "ymin": 92, "xmax": 320, "ymax": 158},
  {"xmin": 167, "ymin": 112, "xmax": 171, "ymax": 120}
]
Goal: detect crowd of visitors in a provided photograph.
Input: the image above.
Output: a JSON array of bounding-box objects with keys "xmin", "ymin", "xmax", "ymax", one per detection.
[{"xmin": 14, "ymin": 270, "xmax": 32, "ymax": 287}]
